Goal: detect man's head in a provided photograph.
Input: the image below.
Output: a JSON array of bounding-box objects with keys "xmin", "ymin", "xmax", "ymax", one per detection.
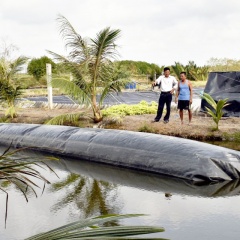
[
  {"xmin": 180, "ymin": 72, "xmax": 187, "ymax": 81},
  {"xmin": 163, "ymin": 67, "xmax": 170, "ymax": 77}
]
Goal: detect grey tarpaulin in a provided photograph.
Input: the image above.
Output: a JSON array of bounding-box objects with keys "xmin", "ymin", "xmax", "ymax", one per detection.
[
  {"xmin": 0, "ymin": 123, "xmax": 240, "ymax": 183},
  {"xmin": 201, "ymin": 71, "xmax": 240, "ymax": 117},
  {"xmin": 1, "ymin": 146, "xmax": 239, "ymax": 197}
]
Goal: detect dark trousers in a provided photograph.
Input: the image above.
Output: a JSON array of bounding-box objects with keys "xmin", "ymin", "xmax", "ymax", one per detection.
[{"xmin": 155, "ymin": 92, "xmax": 172, "ymax": 121}]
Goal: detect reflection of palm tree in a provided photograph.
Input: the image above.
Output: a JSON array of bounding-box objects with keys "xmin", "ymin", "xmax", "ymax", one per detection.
[{"xmin": 50, "ymin": 173, "xmax": 120, "ymax": 226}]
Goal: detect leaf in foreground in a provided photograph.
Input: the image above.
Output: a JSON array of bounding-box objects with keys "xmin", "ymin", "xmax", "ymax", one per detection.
[{"xmin": 25, "ymin": 214, "xmax": 168, "ymax": 240}]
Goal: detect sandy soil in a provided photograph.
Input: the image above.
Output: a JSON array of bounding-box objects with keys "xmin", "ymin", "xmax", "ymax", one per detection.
[{"xmin": 104, "ymin": 113, "xmax": 240, "ymax": 141}]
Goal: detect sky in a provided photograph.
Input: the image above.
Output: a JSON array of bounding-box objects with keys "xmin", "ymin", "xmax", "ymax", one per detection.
[{"xmin": 0, "ymin": 0, "xmax": 240, "ymax": 66}]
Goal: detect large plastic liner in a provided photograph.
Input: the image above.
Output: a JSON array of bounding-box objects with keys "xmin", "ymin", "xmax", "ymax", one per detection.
[
  {"xmin": 2, "ymin": 146, "xmax": 239, "ymax": 197},
  {"xmin": 201, "ymin": 71, "xmax": 240, "ymax": 117},
  {"xmin": 0, "ymin": 123, "xmax": 240, "ymax": 183}
]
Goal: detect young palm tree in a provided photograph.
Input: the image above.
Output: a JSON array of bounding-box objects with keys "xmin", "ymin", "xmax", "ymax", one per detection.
[
  {"xmin": 47, "ymin": 15, "xmax": 128, "ymax": 124},
  {"xmin": 201, "ymin": 93, "xmax": 230, "ymax": 130},
  {"xmin": 0, "ymin": 54, "xmax": 27, "ymax": 117}
]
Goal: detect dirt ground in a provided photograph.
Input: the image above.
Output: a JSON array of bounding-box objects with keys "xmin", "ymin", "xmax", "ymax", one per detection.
[
  {"xmin": 1, "ymin": 107, "xmax": 240, "ymax": 142},
  {"xmin": 108, "ymin": 113, "xmax": 240, "ymax": 140}
]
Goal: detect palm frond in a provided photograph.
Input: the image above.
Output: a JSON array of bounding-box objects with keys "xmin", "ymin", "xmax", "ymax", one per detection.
[
  {"xmin": 0, "ymin": 147, "xmax": 58, "ymax": 227},
  {"xmin": 91, "ymin": 27, "xmax": 121, "ymax": 62},
  {"xmin": 56, "ymin": 14, "xmax": 90, "ymax": 63},
  {"xmin": 201, "ymin": 93, "xmax": 217, "ymax": 109},
  {"xmin": 25, "ymin": 214, "xmax": 166, "ymax": 240},
  {"xmin": 47, "ymin": 50, "xmax": 90, "ymax": 87},
  {"xmin": 45, "ymin": 112, "xmax": 86, "ymax": 125},
  {"xmin": 10, "ymin": 56, "xmax": 28, "ymax": 77},
  {"xmin": 51, "ymin": 78, "xmax": 91, "ymax": 105}
]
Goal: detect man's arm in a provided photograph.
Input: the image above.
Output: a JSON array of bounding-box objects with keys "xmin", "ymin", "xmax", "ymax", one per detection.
[
  {"xmin": 155, "ymin": 76, "xmax": 162, "ymax": 85},
  {"xmin": 170, "ymin": 77, "xmax": 178, "ymax": 94},
  {"xmin": 188, "ymin": 81, "xmax": 193, "ymax": 104},
  {"xmin": 175, "ymin": 81, "xmax": 180, "ymax": 103}
]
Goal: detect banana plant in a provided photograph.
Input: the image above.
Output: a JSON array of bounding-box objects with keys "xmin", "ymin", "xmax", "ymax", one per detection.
[{"xmin": 201, "ymin": 92, "xmax": 230, "ymax": 130}]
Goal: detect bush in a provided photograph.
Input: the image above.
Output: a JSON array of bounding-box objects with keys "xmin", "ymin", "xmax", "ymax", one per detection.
[{"xmin": 102, "ymin": 101, "xmax": 158, "ymax": 117}]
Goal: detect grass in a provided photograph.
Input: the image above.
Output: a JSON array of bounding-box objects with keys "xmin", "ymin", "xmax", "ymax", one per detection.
[
  {"xmin": 138, "ymin": 122, "xmax": 158, "ymax": 133},
  {"xmin": 22, "ymin": 88, "xmax": 63, "ymax": 97},
  {"xmin": 223, "ymin": 132, "xmax": 240, "ymax": 142}
]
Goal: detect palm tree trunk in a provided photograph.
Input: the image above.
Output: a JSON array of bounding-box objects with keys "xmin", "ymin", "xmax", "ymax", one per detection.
[{"xmin": 91, "ymin": 94, "xmax": 103, "ymax": 123}]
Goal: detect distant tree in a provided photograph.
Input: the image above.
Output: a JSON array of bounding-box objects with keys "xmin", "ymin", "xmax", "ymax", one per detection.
[
  {"xmin": 171, "ymin": 61, "xmax": 209, "ymax": 81},
  {"xmin": 27, "ymin": 56, "xmax": 56, "ymax": 80},
  {"xmin": 115, "ymin": 60, "xmax": 163, "ymax": 79},
  {"xmin": 208, "ymin": 58, "xmax": 240, "ymax": 71}
]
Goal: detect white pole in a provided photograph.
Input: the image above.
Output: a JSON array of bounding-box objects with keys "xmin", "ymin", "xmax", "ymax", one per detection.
[{"xmin": 46, "ymin": 63, "xmax": 53, "ymax": 109}]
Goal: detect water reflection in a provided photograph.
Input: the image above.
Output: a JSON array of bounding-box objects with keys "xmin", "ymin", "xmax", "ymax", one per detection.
[
  {"xmin": 49, "ymin": 156, "xmax": 240, "ymax": 198},
  {"xmin": 50, "ymin": 172, "xmax": 120, "ymax": 226},
  {"xmin": 1, "ymin": 148, "xmax": 240, "ymax": 240}
]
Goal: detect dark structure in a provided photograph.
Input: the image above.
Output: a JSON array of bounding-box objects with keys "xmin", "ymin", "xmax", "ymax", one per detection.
[
  {"xmin": 0, "ymin": 123, "xmax": 240, "ymax": 183},
  {"xmin": 201, "ymin": 72, "xmax": 240, "ymax": 117}
]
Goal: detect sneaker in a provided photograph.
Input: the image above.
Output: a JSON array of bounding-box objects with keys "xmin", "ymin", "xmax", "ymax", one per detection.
[
  {"xmin": 152, "ymin": 119, "xmax": 159, "ymax": 123},
  {"xmin": 163, "ymin": 120, "xmax": 169, "ymax": 124}
]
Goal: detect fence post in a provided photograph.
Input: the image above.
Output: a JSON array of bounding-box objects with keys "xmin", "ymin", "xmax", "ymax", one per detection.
[{"xmin": 46, "ymin": 63, "xmax": 53, "ymax": 109}]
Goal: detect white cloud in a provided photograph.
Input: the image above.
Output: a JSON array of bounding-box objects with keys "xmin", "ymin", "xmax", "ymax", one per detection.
[{"xmin": 0, "ymin": 0, "xmax": 240, "ymax": 66}]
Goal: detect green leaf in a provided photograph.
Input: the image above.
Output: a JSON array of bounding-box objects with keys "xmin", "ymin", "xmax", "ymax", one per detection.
[{"xmin": 25, "ymin": 214, "xmax": 166, "ymax": 240}]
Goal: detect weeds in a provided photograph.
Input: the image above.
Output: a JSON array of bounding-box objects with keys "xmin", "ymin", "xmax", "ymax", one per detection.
[{"xmin": 138, "ymin": 122, "xmax": 158, "ymax": 133}]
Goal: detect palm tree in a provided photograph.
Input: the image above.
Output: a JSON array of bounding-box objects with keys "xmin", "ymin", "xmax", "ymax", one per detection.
[
  {"xmin": 201, "ymin": 93, "xmax": 230, "ymax": 130},
  {"xmin": 0, "ymin": 146, "xmax": 57, "ymax": 227},
  {"xmin": 0, "ymin": 51, "xmax": 27, "ymax": 117},
  {"xmin": 47, "ymin": 15, "xmax": 128, "ymax": 124},
  {"xmin": 171, "ymin": 62, "xmax": 186, "ymax": 80},
  {"xmin": 50, "ymin": 173, "xmax": 120, "ymax": 226}
]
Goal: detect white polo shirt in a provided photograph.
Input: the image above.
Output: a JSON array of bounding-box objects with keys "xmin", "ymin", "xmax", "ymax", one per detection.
[{"xmin": 156, "ymin": 75, "xmax": 178, "ymax": 92}]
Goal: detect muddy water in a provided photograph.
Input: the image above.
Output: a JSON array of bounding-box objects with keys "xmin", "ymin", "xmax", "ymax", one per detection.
[{"xmin": 0, "ymin": 150, "xmax": 240, "ymax": 240}]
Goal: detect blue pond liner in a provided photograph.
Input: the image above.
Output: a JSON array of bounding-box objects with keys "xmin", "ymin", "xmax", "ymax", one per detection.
[{"xmin": 0, "ymin": 123, "xmax": 239, "ymax": 183}]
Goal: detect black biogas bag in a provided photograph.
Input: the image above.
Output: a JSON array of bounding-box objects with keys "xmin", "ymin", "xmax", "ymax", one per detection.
[{"xmin": 201, "ymin": 72, "xmax": 240, "ymax": 117}]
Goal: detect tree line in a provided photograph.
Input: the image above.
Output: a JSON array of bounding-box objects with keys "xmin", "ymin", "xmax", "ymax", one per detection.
[{"xmin": 1, "ymin": 14, "xmax": 240, "ymax": 121}]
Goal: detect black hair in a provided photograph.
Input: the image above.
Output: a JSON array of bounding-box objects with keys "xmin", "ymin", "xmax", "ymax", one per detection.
[
  {"xmin": 163, "ymin": 67, "xmax": 170, "ymax": 72},
  {"xmin": 180, "ymin": 71, "xmax": 187, "ymax": 76}
]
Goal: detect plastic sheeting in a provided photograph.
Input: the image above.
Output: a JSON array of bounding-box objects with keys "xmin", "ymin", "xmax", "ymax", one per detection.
[
  {"xmin": 2, "ymin": 146, "xmax": 239, "ymax": 197},
  {"xmin": 201, "ymin": 72, "xmax": 240, "ymax": 117},
  {"xmin": 0, "ymin": 123, "xmax": 240, "ymax": 183}
]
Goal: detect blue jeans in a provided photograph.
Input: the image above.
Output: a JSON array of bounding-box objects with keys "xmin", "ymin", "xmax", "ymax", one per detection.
[{"xmin": 155, "ymin": 92, "xmax": 172, "ymax": 121}]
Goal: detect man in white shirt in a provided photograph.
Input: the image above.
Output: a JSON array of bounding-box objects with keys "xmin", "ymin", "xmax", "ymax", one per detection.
[{"xmin": 153, "ymin": 67, "xmax": 178, "ymax": 123}]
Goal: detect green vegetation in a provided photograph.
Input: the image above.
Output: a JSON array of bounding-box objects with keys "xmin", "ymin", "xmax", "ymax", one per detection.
[
  {"xmin": 0, "ymin": 44, "xmax": 28, "ymax": 117},
  {"xmin": 171, "ymin": 61, "xmax": 209, "ymax": 81},
  {"xmin": 102, "ymin": 101, "xmax": 157, "ymax": 117},
  {"xmin": 201, "ymin": 93, "xmax": 230, "ymax": 130},
  {"xmin": 223, "ymin": 132, "xmax": 240, "ymax": 142},
  {"xmin": 138, "ymin": 122, "xmax": 158, "ymax": 133},
  {"xmin": 0, "ymin": 146, "xmax": 58, "ymax": 227},
  {"xmin": 26, "ymin": 214, "xmax": 166, "ymax": 240},
  {"xmin": 116, "ymin": 60, "xmax": 164, "ymax": 80},
  {"xmin": 47, "ymin": 15, "xmax": 129, "ymax": 124},
  {"xmin": 208, "ymin": 58, "xmax": 240, "ymax": 71},
  {"xmin": 27, "ymin": 56, "xmax": 56, "ymax": 80}
]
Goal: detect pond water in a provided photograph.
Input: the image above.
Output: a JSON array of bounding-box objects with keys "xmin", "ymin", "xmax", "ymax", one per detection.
[{"xmin": 0, "ymin": 149, "xmax": 240, "ymax": 240}]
